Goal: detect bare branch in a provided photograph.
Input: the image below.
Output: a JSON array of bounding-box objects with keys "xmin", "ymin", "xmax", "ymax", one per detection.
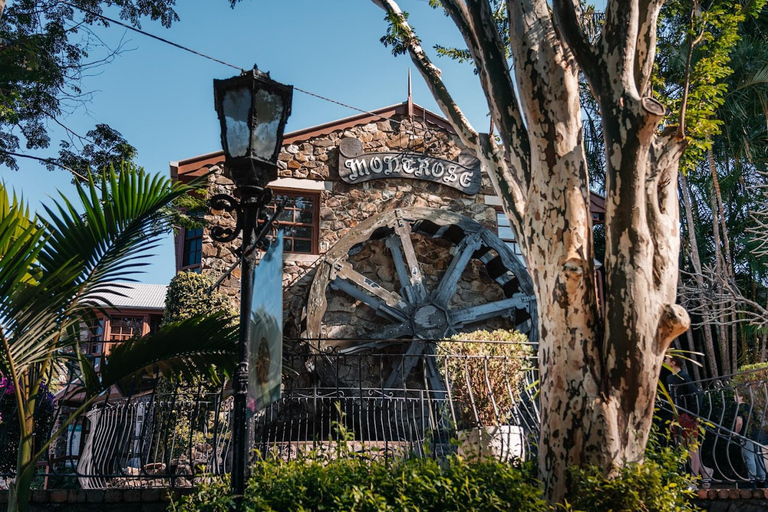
[
  {"xmin": 551, "ymin": 0, "xmax": 602, "ymax": 98},
  {"xmin": 0, "ymin": 150, "xmax": 90, "ymax": 182},
  {"xmin": 681, "ymin": 265, "xmax": 768, "ymax": 330},
  {"xmin": 442, "ymin": 0, "xmax": 530, "ymax": 186}
]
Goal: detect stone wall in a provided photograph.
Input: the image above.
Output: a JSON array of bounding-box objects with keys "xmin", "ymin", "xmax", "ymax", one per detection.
[{"xmin": 198, "ymin": 115, "xmax": 499, "ymax": 340}]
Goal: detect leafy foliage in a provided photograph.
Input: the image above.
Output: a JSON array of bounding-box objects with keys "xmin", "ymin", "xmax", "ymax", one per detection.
[
  {"xmin": 173, "ymin": 430, "xmax": 698, "ymax": 512},
  {"xmin": 0, "ymin": 167, "xmax": 236, "ymax": 511},
  {"xmin": 172, "ymin": 456, "xmax": 546, "ymax": 512},
  {"xmin": 562, "ymin": 427, "xmax": 700, "ymax": 512},
  {"xmin": 0, "ymin": 0, "xmax": 178, "ymax": 172},
  {"xmin": 437, "ymin": 329, "xmax": 533, "ymax": 426},
  {"xmin": 56, "ymin": 124, "xmax": 137, "ymax": 179},
  {"xmin": 0, "ymin": 379, "xmax": 55, "ymax": 475},
  {"xmin": 654, "ymin": 0, "xmax": 765, "ymax": 172},
  {"xmin": 162, "ymin": 272, "xmax": 234, "ymax": 327}
]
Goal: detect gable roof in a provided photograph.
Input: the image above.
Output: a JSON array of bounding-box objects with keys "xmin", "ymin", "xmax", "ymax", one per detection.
[
  {"xmin": 92, "ymin": 283, "xmax": 167, "ymax": 311},
  {"xmin": 168, "ymin": 101, "xmax": 606, "ymax": 221},
  {"xmin": 170, "ymin": 101, "xmax": 453, "ymax": 180}
]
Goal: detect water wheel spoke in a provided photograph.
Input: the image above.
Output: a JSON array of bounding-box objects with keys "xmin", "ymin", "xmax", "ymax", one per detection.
[
  {"xmin": 450, "ymin": 294, "xmax": 530, "ymax": 328},
  {"xmin": 392, "ymin": 216, "xmax": 427, "ymax": 303},
  {"xmin": 330, "ymin": 277, "xmax": 408, "ymax": 324},
  {"xmin": 424, "ymin": 356, "xmax": 446, "ymax": 394},
  {"xmin": 384, "ymin": 341, "xmax": 430, "ymax": 390},
  {"xmin": 370, "ymin": 322, "xmax": 414, "ymax": 340},
  {"xmin": 432, "ymin": 233, "xmax": 483, "ymax": 307},
  {"xmin": 332, "ymin": 260, "xmax": 404, "ymax": 307},
  {"xmin": 386, "ymin": 236, "xmax": 418, "ymax": 304}
]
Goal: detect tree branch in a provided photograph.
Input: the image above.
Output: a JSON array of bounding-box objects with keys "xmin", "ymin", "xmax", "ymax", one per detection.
[
  {"xmin": 646, "ymin": 132, "xmax": 687, "ymax": 293},
  {"xmin": 372, "ymin": 0, "xmax": 526, "ymax": 227},
  {"xmin": 634, "ymin": 0, "xmax": 664, "ymax": 96},
  {"xmin": 442, "ymin": 0, "xmax": 530, "ymax": 185},
  {"xmin": 600, "ymin": 0, "xmax": 640, "ymax": 99},
  {"xmin": 551, "ymin": 0, "xmax": 603, "ymax": 98}
]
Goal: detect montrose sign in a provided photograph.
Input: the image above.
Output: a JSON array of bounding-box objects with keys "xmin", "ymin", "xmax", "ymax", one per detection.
[{"xmin": 338, "ymin": 137, "xmax": 481, "ymax": 195}]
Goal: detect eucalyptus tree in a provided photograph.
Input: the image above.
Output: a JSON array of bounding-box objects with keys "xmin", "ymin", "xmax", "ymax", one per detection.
[
  {"xmin": 0, "ymin": 168, "xmax": 237, "ymax": 512},
  {"xmin": 364, "ymin": 0, "xmax": 696, "ymax": 502}
]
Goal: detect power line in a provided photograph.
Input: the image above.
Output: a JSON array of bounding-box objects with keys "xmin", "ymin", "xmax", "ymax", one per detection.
[
  {"xmin": 61, "ymin": 2, "xmax": 407, "ymax": 127},
  {"xmin": 61, "ymin": 1, "xmax": 243, "ymax": 72}
]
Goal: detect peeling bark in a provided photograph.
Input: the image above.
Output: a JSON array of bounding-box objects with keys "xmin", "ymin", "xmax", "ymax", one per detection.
[{"xmin": 372, "ymin": 0, "xmax": 690, "ymax": 503}]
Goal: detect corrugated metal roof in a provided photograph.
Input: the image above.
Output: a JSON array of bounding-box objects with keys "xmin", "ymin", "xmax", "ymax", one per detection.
[{"xmin": 92, "ymin": 283, "xmax": 167, "ymax": 310}]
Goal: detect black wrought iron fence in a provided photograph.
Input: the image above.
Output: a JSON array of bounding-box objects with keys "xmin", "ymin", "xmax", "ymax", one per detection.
[
  {"xmin": 0, "ymin": 338, "xmax": 539, "ymax": 490},
  {"xmin": 658, "ymin": 368, "xmax": 768, "ymax": 487}
]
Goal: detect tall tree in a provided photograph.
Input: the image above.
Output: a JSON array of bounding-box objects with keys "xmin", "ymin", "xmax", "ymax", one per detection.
[
  {"xmin": 0, "ymin": 1, "xmax": 178, "ymax": 173},
  {"xmin": 369, "ymin": 0, "xmax": 692, "ymax": 502}
]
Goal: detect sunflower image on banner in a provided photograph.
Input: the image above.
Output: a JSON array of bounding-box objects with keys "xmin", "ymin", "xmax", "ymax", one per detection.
[{"xmin": 247, "ymin": 230, "xmax": 283, "ymax": 416}]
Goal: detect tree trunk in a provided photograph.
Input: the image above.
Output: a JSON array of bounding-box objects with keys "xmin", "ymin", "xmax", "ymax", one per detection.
[
  {"xmin": 679, "ymin": 172, "xmax": 719, "ymax": 378},
  {"xmin": 710, "ymin": 189, "xmax": 733, "ymax": 373},
  {"xmin": 373, "ymin": 0, "xmax": 691, "ymax": 503},
  {"xmin": 709, "ymin": 147, "xmax": 740, "ymax": 371},
  {"xmin": 8, "ymin": 403, "xmax": 35, "ymax": 512}
]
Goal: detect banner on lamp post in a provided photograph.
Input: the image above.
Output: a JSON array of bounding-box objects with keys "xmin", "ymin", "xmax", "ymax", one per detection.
[{"xmin": 247, "ymin": 230, "xmax": 283, "ymax": 417}]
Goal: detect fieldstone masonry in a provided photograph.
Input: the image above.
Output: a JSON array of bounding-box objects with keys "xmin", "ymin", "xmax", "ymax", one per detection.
[{"xmin": 198, "ymin": 114, "xmax": 500, "ymax": 339}]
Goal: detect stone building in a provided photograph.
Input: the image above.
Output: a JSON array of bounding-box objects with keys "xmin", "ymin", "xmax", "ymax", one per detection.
[{"xmin": 170, "ymin": 98, "xmax": 605, "ymax": 354}]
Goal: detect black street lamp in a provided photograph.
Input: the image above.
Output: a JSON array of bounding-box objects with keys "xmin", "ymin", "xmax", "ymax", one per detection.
[{"xmin": 211, "ymin": 66, "xmax": 292, "ymax": 499}]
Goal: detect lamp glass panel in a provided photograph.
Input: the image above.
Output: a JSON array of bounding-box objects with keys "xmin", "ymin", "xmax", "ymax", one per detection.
[
  {"xmin": 222, "ymin": 88, "xmax": 251, "ymax": 158},
  {"xmin": 251, "ymin": 88, "xmax": 284, "ymax": 161}
]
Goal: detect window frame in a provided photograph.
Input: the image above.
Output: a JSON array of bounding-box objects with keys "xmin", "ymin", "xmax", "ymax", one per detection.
[
  {"xmin": 180, "ymin": 225, "xmax": 203, "ymax": 272},
  {"xmin": 494, "ymin": 207, "xmax": 523, "ymax": 257},
  {"xmin": 268, "ymin": 188, "xmax": 321, "ymax": 255}
]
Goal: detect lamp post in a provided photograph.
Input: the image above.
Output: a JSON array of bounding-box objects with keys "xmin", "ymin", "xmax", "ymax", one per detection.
[{"xmin": 211, "ymin": 66, "xmax": 292, "ymax": 498}]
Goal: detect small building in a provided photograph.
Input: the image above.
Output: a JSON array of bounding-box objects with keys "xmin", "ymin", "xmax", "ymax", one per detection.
[{"xmin": 79, "ymin": 283, "xmax": 166, "ymax": 371}]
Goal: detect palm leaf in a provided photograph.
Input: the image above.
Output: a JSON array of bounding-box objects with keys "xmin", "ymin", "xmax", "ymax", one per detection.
[
  {"xmin": 2, "ymin": 165, "xmax": 204, "ymax": 375},
  {"xmin": 99, "ymin": 313, "xmax": 238, "ymax": 390}
]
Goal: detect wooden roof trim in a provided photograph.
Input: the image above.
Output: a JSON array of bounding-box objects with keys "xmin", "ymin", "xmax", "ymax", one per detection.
[{"xmin": 172, "ymin": 102, "xmax": 456, "ymax": 178}]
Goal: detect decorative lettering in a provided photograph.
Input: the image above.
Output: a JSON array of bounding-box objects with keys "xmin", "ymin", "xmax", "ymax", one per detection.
[
  {"xmin": 445, "ymin": 165, "xmax": 458, "ymax": 183},
  {"xmin": 370, "ymin": 156, "xmax": 383, "ymax": 174},
  {"xmin": 344, "ymin": 159, "xmax": 369, "ymax": 181},
  {"xmin": 417, "ymin": 158, "xmax": 430, "ymax": 177},
  {"xmin": 383, "ymin": 155, "xmax": 398, "ymax": 175},
  {"xmin": 337, "ymin": 137, "xmax": 480, "ymax": 195}
]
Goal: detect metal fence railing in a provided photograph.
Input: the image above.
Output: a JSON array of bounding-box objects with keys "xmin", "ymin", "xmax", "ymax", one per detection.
[
  {"xmin": 9, "ymin": 339, "xmax": 767, "ymax": 491},
  {"xmin": 659, "ymin": 368, "xmax": 768, "ymax": 488},
  {"xmin": 0, "ymin": 338, "xmax": 540, "ymax": 489}
]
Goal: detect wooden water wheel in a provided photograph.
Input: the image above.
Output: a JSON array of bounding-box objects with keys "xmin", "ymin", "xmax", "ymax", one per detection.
[{"xmin": 305, "ymin": 207, "xmax": 537, "ymax": 390}]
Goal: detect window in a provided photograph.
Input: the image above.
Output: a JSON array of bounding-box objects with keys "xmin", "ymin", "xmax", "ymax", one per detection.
[
  {"xmin": 182, "ymin": 227, "xmax": 203, "ymax": 268},
  {"xmin": 496, "ymin": 210, "xmax": 523, "ymax": 256},
  {"xmin": 109, "ymin": 316, "xmax": 144, "ymax": 341},
  {"xmin": 266, "ymin": 190, "xmax": 319, "ymax": 254}
]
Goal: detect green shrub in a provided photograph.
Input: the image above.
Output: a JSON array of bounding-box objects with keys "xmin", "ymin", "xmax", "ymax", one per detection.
[
  {"xmin": 163, "ymin": 271, "xmax": 234, "ymax": 326},
  {"xmin": 171, "ymin": 456, "xmax": 546, "ymax": 512},
  {"xmin": 171, "ymin": 439, "xmax": 700, "ymax": 512},
  {"xmin": 561, "ymin": 426, "xmax": 700, "ymax": 512},
  {"xmin": 437, "ymin": 329, "xmax": 533, "ymax": 426}
]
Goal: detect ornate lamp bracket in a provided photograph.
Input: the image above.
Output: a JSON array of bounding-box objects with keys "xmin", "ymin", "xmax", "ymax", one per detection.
[{"xmin": 209, "ymin": 193, "xmax": 244, "ymax": 243}]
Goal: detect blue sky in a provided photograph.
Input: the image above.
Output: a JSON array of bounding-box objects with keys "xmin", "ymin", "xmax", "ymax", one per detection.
[{"xmin": 1, "ymin": 0, "xmax": 491, "ymax": 284}]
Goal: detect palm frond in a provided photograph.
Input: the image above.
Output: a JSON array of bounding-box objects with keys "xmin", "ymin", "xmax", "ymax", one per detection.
[{"xmin": 99, "ymin": 313, "xmax": 238, "ymax": 390}]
